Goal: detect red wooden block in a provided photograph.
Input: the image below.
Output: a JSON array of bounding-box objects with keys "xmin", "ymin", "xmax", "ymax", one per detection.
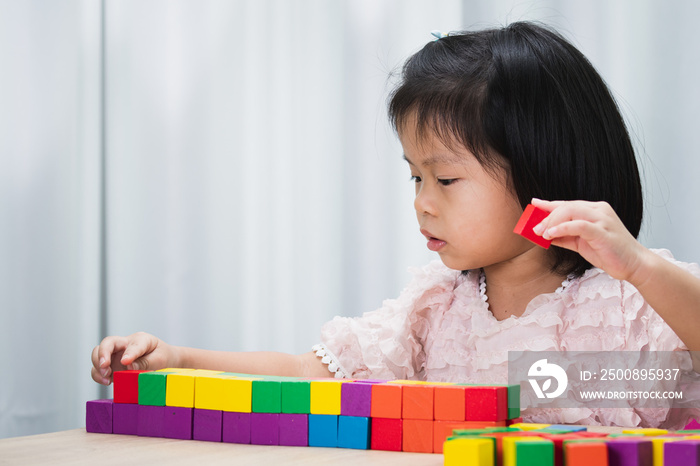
[
  {"xmin": 434, "ymin": 386, "xmax": 466, "ymax": 421},
  {"xmin": 113, "ymin": 370, "xmax": 148, "ymax": 404},
  {"xmin": 513, "ymin": 203, "xmax": 552, "ymax": 249},
  {"xmin": 371, "ymin": 417, "xmax": 402, "ymax": 451},
  {"xmin": 402, "ymin": 385, "xmax": 434, "ymax": 420},
  {"xmin": 464, "ymin": 386, "xmax": 507, "ymax": 421},
  {"xmin": 564, "ymin": 441, "xmax": 609, "ymax": 466},
  {"xmin": 506, "ymin": 417, "xmax": 523, "ymax": 426},
  {"xmin": 402, "ymin": 419, "xmax": 433, "ymax": 453},
  {"xmin": 370, "ymin": 384, "xmax": 402, "ymax": 419}
]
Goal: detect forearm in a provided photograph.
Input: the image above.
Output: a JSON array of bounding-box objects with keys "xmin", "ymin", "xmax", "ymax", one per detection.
[
  {"xmin": 629, "ymin": 250, "xmax": 700, "ymax": 352},
  {"xmin": 175, "ymin": 347, "xmax": 332, "ymax": 378}
]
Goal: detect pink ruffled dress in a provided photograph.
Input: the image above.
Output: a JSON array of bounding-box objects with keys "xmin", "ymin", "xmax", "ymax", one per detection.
[{"xmin": 316, "ymin": 249, "xmax": 700, "ymax": 429}]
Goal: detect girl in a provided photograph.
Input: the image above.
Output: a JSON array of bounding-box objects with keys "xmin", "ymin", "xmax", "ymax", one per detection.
[{"xmin": 92, "ymin": 22, "xmax": 700, "ymax": 429}]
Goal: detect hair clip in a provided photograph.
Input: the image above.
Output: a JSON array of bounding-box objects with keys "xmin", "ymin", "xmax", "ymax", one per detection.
[{"xmin": 430, "ymin": 30, "xmax": 448, "ymax": 40}]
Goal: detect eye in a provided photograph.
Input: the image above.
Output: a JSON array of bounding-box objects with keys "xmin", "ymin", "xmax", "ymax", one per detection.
[
  {"xmin": 409, "ymin": 175, "xmax": 422, "ymax": 183},
  {"xmin": 438, "ymin": 178, "xmax": 457, "ymax": 186}
]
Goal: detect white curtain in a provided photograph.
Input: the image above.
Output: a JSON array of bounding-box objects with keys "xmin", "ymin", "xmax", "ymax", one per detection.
[{"xmin": 2, "ymin": 0, "xmax": 699, "ymax": 438}]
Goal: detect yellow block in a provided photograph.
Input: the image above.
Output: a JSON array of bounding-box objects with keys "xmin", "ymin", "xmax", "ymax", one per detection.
[
  {"xmin": 508, "ymin": 423, "xmax": 551, "ymax": 431},
  {"xmin": 622, "ymin": 428, "xmax": 668, "ymax": 436},
  {"xmin": 444, "ymin": 437, "xmax": 494, "ymax": 466},
  {"xmin": 220, "ymin": 377, "xmax": 254, "ymax": 413},
  {"xmin": 650, "ymin": 437, "xmax": 682, "ymax": 466},
  {"xmin": 502, "ymin": 436, "xmax": 547, "ymax": 466},
  {"xmin": 165, "ymin": 372, "xmax": 196, "ymax": 408},
  {"xmin": 310, "ymin": 380, "xmax": 342, "ymax": 415},
  {"xmin": 157, "ymin": 368, "xmax": 195, "ymax": 373},
  {"xmin": 194, "ymin": 374, "xmax": 230, "ymax": 410}
]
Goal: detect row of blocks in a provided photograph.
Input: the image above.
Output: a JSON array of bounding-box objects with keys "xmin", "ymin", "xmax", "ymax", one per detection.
[
  {"xmin": 86, "ymin": 368, "xmax": 521, "ymax": 454},
  {"xmin": 443, "ymin": 424, "xmax": 700, "ymax": 466}
]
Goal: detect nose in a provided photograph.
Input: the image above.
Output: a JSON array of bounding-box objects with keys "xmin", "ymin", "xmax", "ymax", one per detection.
[{"xmin": 414, "ymin": 183, "xmax": 437, "ymax": 216}]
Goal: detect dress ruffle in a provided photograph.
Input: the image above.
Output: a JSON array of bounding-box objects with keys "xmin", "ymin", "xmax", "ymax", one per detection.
[{"xmin": 319, "ymin": 249, "xmax": 700, "ymax": 429}]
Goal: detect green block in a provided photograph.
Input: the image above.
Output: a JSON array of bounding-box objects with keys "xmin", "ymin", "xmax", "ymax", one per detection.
[
  {"xmin": 252, "ymin": 380, "xmax": 281, "ymax": 413},
  {"xmin": 516, "ymin": 440, "xmax": 554, "ymax": 466},
  {"xmin": 281, "ymin": 380, "xmax": 311, "ymax": 414},
  {"xmin": 138, "ymin": 371, "xmax": 170, "ymax": 406}
]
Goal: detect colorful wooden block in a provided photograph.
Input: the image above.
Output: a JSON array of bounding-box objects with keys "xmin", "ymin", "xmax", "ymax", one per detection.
[
  {"xmin": 250, "ymin": 413, "xmax": 279, "ymax": 445},
  {"xmin": 279, "ymin": 414, "xmax": 308, "ymax": 446},
  {"xmin": 281, "ymin": 380, "xmax": 310, "ymax": 414},
  {"xmin": 341, "ymin": 382, "xmax": 372, "ymax": 417},
  {"xmin": 434, "ymin": 386, "xmax": 466, "ymax": 421},
  {"xmin": 193, "ymin": 408, "xmax": 222, "ymax": 442},
  {"xmin": 86, "ymin": 399, "xmax": 113, "ymax": 434},
  {"xmin": 563, "ymin": 441, "xmax": 609, "ymax": 466},
  {"xmin": 165, "ymin": 372, "xmax": 196, "ymax": 408},
  {"xmin": 137, "ymin": 405, "xmax": 165, "ymax": 437},
  {"xmin": 371, "ymin": 383, "xmax": 402, "ymax": 419},
  {"xmin": 309, "ymin": 380, "xmax": 342, "ymax": 415},
  {"xmin": 464, "ymin": 386, "xmax": 507, "ymax": 421},
  {"xmin": 113, "ymin": 370, "xmax": 147, "ymax": 404},
  {"xmin": 402, "ymin": 384, "xmax": 434, "ymax": 420},
  {"xmin": 194, "ymin": 374, "xmax": 238, "ymax": 411},
  {"xmin": 138, "ymin": 371, "xmax": 169, "ymax": 406},
  {"xmin": 371, "ymin": 417, "xmax": 402, "ymax": 451},
  {"xmin": 338, "ymin": 416, "xmax": 370, "ymax": 450},
  {"xmin": 308, "ymin": 414, "xmax": 338, "ymax": 447},
  {"xmin": 513, "ymin": 203, "xmax": 552, "ymax": 249},
  {"xmin": 607, "ymin": 439, "xmax": 653, "ymax": 466},
  {"xmin": 222, "ymin": 411, "xmax": 251, "ymax": 444},
  {"xmin": 504, "ymin": 437, "xmax": 554, "ymax": 466},
  {"xmin": 221, "ymin": 377, "xmax": 253, "ymax": 412},
  {"xmin": 402, "ymin": 419, "xmax": 433, "ymax": 453},
  {"xmin": 622, "ymin": 428, "xmax": 668, "ymax": 437},
  {"xmin": 162, "ymin": 407, "xmax": 193, "ymax": 440},
  {"xmin": 113, "ymin": 402, "xmax": 139, "ymax": 435},
  {"xmin": 252, "ymin": 380, "xmax": 282, "ymax": 413},
  {"xmin": 443, "ymin": 437, "xmax": 495, "ymax": 466},
  {"xmin": 433, "ymin": 421, "xmax": 505, "ymax": 454},
  {"xmin": 664, "ymin": 440, "xmax": 700, "ymax": 465}
]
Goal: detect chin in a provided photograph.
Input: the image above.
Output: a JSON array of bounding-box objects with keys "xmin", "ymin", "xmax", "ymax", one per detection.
[{"xmin": 438, "ymin": 255, "xmax": 473, "ymax": 272}]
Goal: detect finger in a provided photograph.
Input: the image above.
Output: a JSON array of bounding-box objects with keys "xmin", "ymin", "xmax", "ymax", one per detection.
[
  {"xmin": 543, "ymin": 219, "xmax": 599, "ymax": 241},
  {"xmin": 91, "ymin": 366, "xmax": 112, "ymax": 385},
  {"xmin": 120, "ymin": 333, "xmax": 159, "ymax": 366},
  {"xmin": 535, "ymin": 203, "xmax": 606, "ymax": 237}
]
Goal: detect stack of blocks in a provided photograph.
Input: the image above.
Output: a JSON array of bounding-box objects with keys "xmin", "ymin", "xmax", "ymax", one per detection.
[{"xmin": 86, "ymin": 368, "xmax": 521, "ymax": 454}]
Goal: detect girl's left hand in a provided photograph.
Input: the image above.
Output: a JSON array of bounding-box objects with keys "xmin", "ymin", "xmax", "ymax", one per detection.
[{"xmin": 529, "ymin": 198, "xmax": 649, "ymax": 282}]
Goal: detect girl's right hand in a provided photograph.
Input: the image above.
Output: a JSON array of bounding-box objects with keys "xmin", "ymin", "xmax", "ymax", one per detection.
[{"xmin": 90, "ymin": 332, "xmax": 178, "ymax": 385}]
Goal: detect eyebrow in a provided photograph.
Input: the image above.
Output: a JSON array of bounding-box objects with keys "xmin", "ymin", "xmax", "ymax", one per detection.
[{"xmin": 402, "ymin": 153, "xmax": 464, "ymax": 167}]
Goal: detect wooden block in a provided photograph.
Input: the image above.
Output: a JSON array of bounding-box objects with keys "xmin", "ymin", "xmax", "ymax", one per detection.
[
  {"xmin": 113, "ymin": 402, "xmax": 139, "ymax": 435},
  {"xmin": 371, "ymin": 383, "xmax": 402, "ymax": 419},
  {"xmin": 434, "ymin": 386, "xmax": 466, "ymax": 421},
  {"xmin": 402, "ymin": 384, "xmax": 434, "ymax": 420},
  {"xmin": 402, "ymin": 419, "xmax": 433, "ymax": 453},
  {"xmin": 650, "ymin": 438, "xmax": 676, "ymax": 466},
  {"xmin": 513, "ymin": 203, "xmax": 552, "ymax": 249},
  {"xmin": 113, "ymin": 370, "xmax": 147, "ymax": 404},
  {"xmin": 563, "ymin": 441, "xmax": 609, "ymax": 466},
  {"xmin": 502, "ymin": 437, "xmax": 552, "ymax": 466},
  {"xmin": 310, "ymin": 380, "xmax": 342, "ymax": 415},
  {"xmin": 281, "ymin": 380, "xmax": 310, "ymax": 414},
  {"xmin": 370, "ymin": 417, "xmax": 402, "ymax": 451},
  {"xmin": 165, "ymin": 372, "xmax": 196, "ymax": 408},
  {"xmin": 443, "ymin": 437, "xmax": 495, "ymax": 466},
  {"xmin": 341, "ymin": 382, "xmax": 372, "ymax": 417},
  {"xmin": 85, "ymin": 399, "xmax": 113, "ymax": 434},
  {"xmin": 664, "ymin": 440, "xmax": 700, "ymax": 465},
  {"xmin": 338, "ymin": 416, "xmax": 370, "ymax": 450},
  {"xmin": 138, "ymin": 371, "xmax": 169, "ymax": 406},
  {"xmin": 622, "ymin": 428, "xmax": 668, "ymax": 437},
  {"xmin": 162, "ymin": 407, "xmax": 193, "ymax": 440},
  {"xmin": 464, "ymin": 386, "xmax": 507, "ymax": 421},
  {"xmin": 137, "ymin": 405, "xmax": 165, "ymax": 437},
  {"xmin": 252, "ymin": 380, "xmax": 282, "ymax": 413},
  {"xmin": 193, "ymin": 408, "xmax": 223, "ymax": 442},
  {"xmin": 250, "ymin": 413, "xmax": 279, "ymax": 445},
  {"xmin": 541, "ymin": 433, "xmax": 607, "ymax": 466},
  {"xmin": 279, "ymin": 413, "xmax": 308, "ymax": 446},
  {"xmin": 433, "ymin": 421, "xmax": 505, "ymax": 454},
  {"xmin": 222, "ymin": 412, "xmax": 251, "ymax": 444},
  {"xmin": 509, "ymin": 422, "xmax": 551, "ymax": 431},
  {"xmin": 222, "ymin": 377, "xmax": 253, "ymax": 413},
  {"xmin": 607, "ymin": 439, "xmax": 653, "ymax": 466},
  {"xmin": 194, "ymin": 374, "xmax": 229, "ymax": 411},
  {"xmin": 308, "ymin": 414, "xmax": 338, "ymax": 447}
]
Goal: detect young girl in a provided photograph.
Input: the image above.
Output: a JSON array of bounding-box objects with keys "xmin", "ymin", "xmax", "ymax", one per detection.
[{"xmin": 92, "ymin": 22, "xmax": 700, "ymax": 429}]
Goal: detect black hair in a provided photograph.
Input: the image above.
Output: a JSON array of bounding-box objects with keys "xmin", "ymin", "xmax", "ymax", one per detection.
[{"xmin": 388, "ymin": 21, "xmax": 643, "ymax": 277}]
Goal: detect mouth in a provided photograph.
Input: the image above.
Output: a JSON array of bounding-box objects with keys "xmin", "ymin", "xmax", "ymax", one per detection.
[{"xmin": 421, "ymin": 229, "xmax": 447, "ymax": 252}]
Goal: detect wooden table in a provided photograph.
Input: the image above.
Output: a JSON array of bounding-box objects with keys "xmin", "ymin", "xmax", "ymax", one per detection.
[{"xmin": 0, "ymin": 426, "xmax": 625, "ymax": 465}]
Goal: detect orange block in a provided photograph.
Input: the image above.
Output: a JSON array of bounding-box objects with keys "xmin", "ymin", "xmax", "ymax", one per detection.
[
  {"xmin": 434, "ymin": 386, "xmax": 466, "ymax": 421},
  {"xmin": 564, "ymin": 441, "xmax": 609, "ymax": 466},
  {"xmin": 402, "ymin": 384, "xmax": 434, "ymax": 420},
  {"xmin": 403, "ymin": 419, "xmax": 433, "ymax": 453},
  {"xmin": 371, "ymin": 384, "xmax": 402, "ymax": 419}
]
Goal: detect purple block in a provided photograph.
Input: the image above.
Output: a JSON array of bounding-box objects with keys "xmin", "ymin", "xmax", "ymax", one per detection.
[
  {"xmin": 113, "ymin": 403, "xmax": 139, "ymax": 435},
  {"xmin": 137, "ymin": 405, "xmax": 165, "ymax": 437},
  {"xmin": 163, "ymin": 407, "xmax": 193, "ymax": 440},
  {"xmin": 279, "ymin": 414, "xmax": 308, "ymax": 446},
  {"xmin": 353, "ymin": 379, "xmax": 389, "ymax": 384},
  {"xmin": 607, "ymin": 439, "xmax": 653, "ymax": 466},
  {"xmin": 223, "ymin": 412, "xmax": 251, "ymax": 444},
  {"xmin": 251, "ymin": 413, "xmax": 279, "ymax": 445},
  {"xmin": 341, "ymin": 383, "xmax": 372, "ymax": 417},
  {"xmin": 86, "ymin": 399, "xmax": 113, "ymax": 434},
  {"xmin": 193, "ymin": 409, "xmax": 222, "ymax": 442},
  {"xmin": 665, "ymin": 440, "xmax": 700, "ymax": 465}
]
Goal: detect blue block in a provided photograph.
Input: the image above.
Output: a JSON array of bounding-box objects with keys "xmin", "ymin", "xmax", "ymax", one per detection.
[
  {"xmin": 543, "ymin": 424, "xmax": 588, "ymax": 433},
  {"xmin": 338, "ymin": 416, "xmax": 370, "ymax": 450},
  {"xmin": 308, "ymin": 414, "xmax": 338, "ymax": 447}
]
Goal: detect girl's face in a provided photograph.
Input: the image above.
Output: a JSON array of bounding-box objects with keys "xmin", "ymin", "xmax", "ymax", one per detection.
[{"xmin": 399, "ymin": 121, "xmax": 537, "ymax": 271}]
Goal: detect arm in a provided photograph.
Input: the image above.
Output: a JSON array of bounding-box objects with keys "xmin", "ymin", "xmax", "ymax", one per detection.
[
  {"xmin": 91, "ymin": 332, "xmax": 331, "ymax": 385},
  {"xmin": 531, "ymin": 198, "xmax": 700, "ymax": 352}
]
